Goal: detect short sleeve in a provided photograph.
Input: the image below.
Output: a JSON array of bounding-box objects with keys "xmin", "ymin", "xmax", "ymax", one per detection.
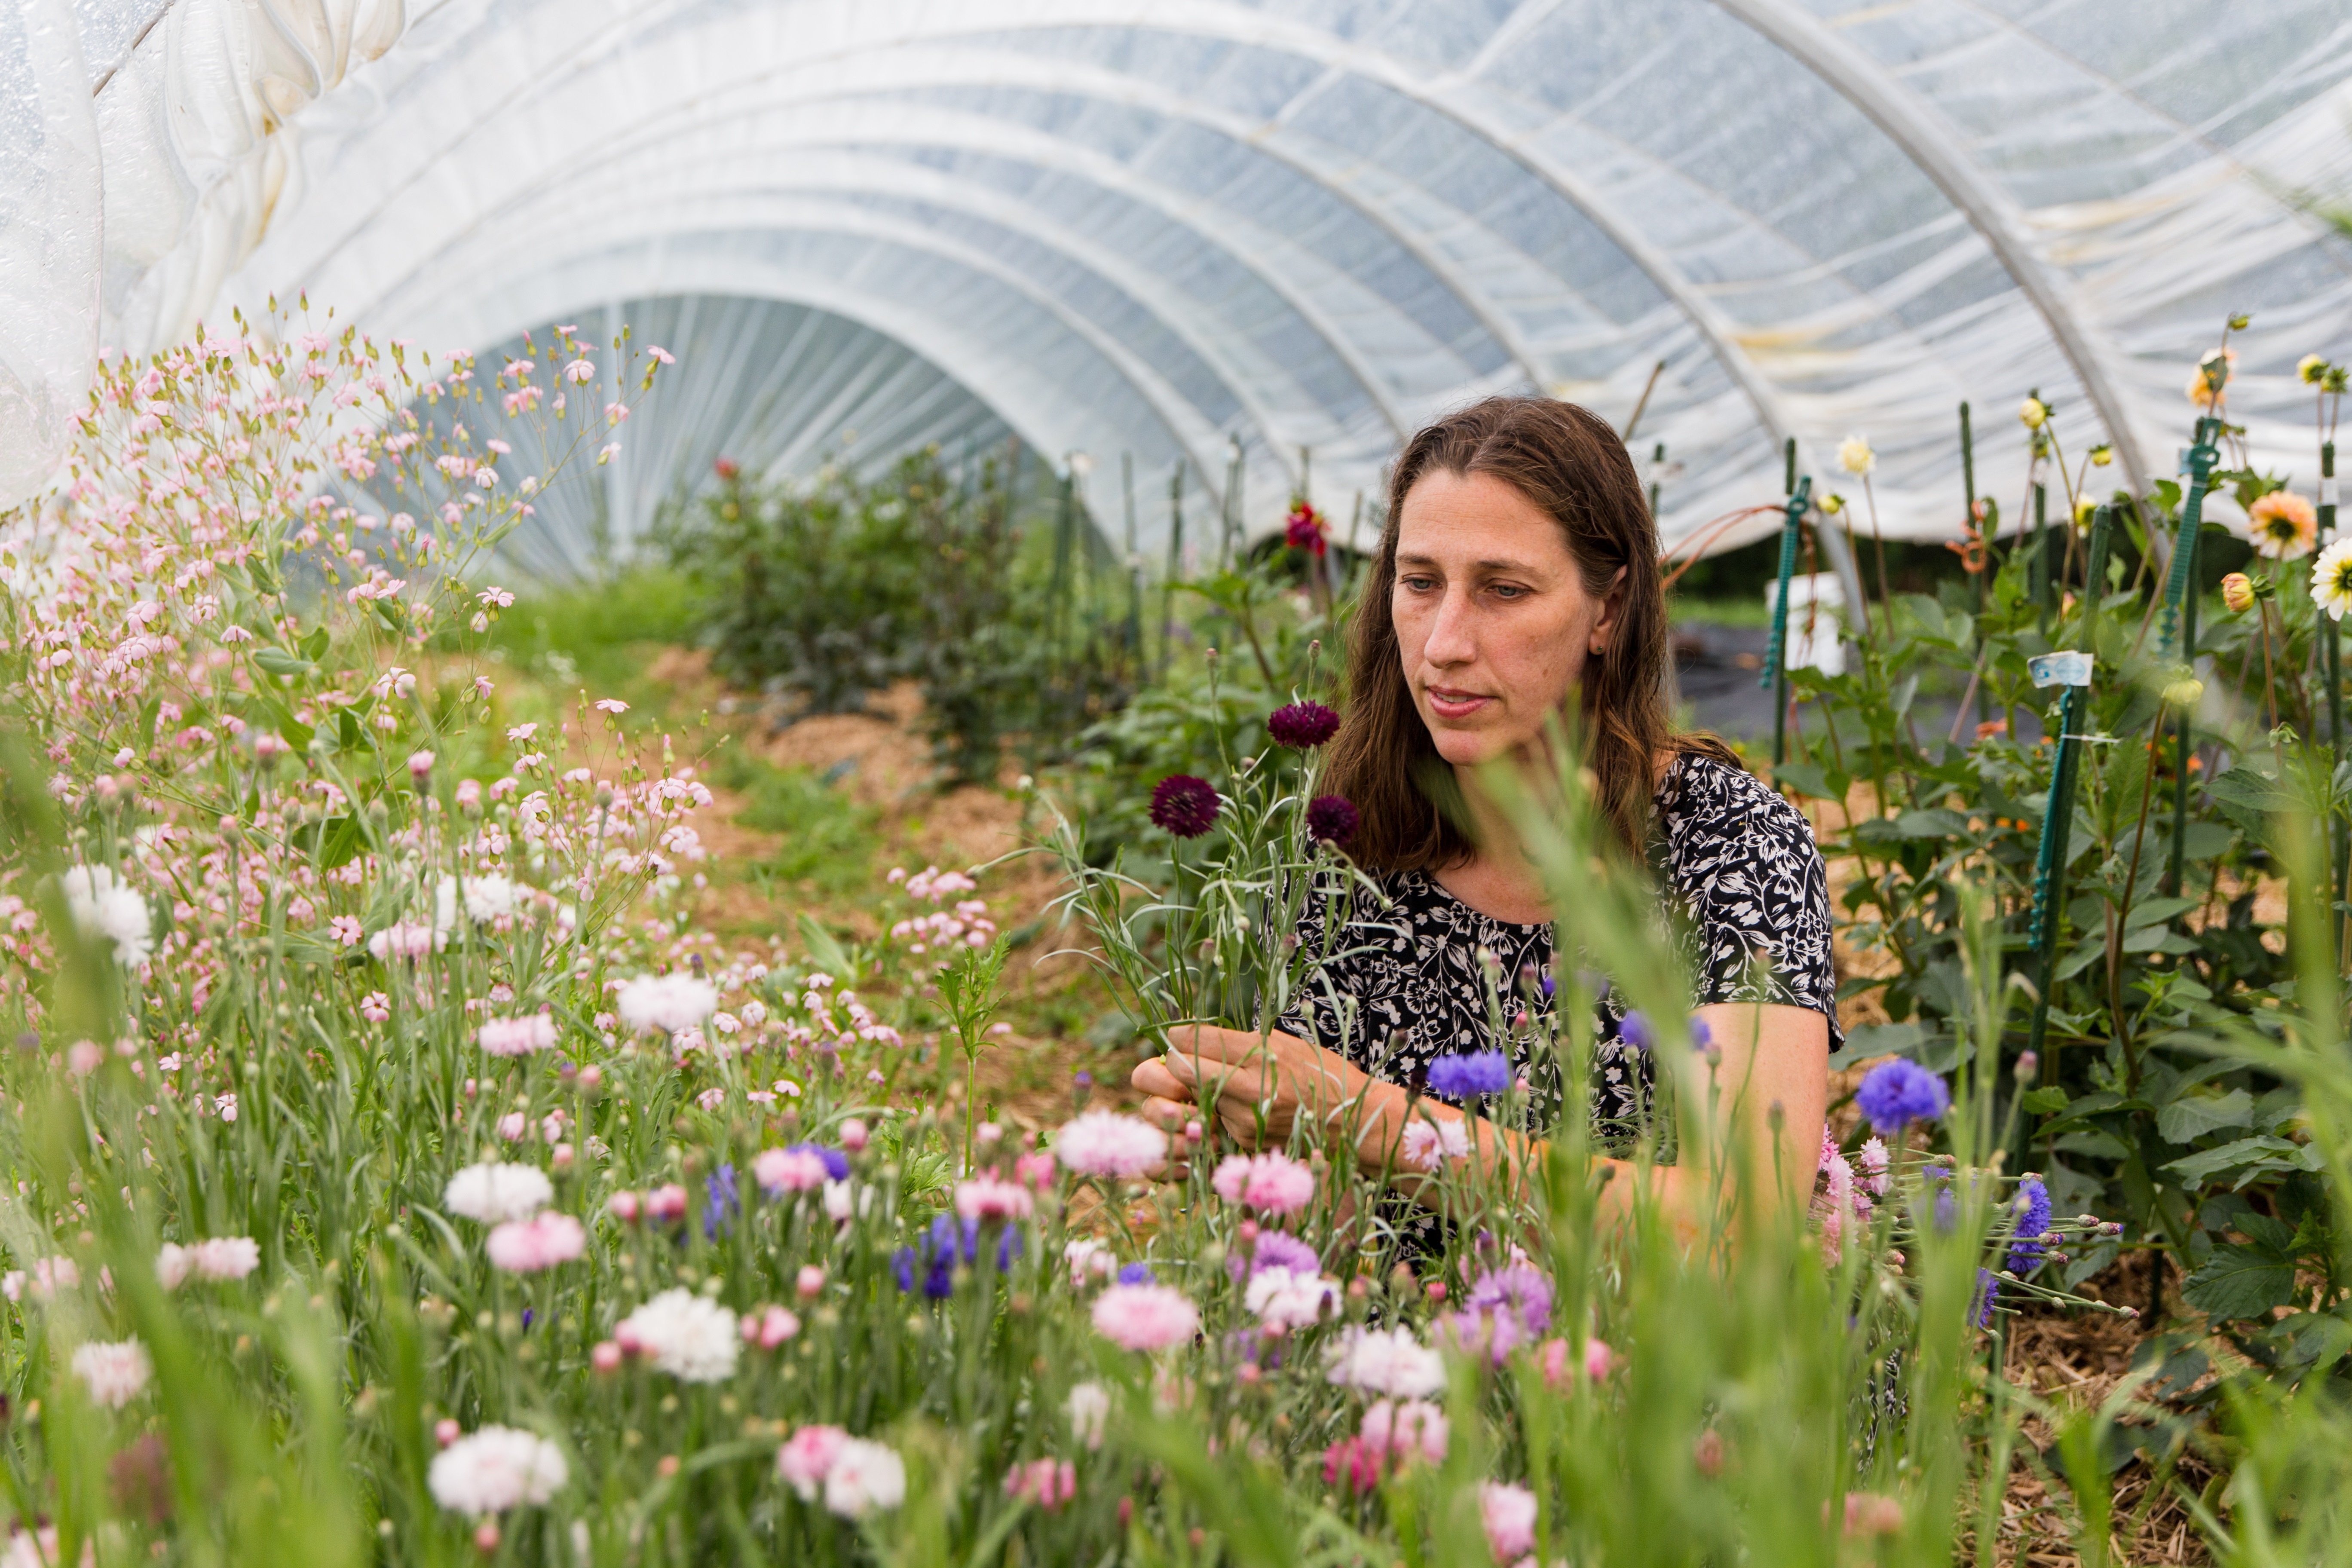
[{"xmin": 1659, "ymin": 756, "xmax": 1843, "ymax": 1050}]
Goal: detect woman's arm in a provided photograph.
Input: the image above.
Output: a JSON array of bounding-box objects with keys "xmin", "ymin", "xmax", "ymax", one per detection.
[{"xmin": 1132, "ymin": 1002, "xmax": 1828, "ymax": 1236}]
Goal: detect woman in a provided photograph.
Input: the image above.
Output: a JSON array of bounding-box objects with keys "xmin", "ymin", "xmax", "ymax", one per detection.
[{"xmin": 1133, "ymin": 397, "xmax": 1838, "ymax": 1230}]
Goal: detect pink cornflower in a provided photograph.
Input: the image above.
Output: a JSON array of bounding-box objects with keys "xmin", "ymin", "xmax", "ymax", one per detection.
[
  {"xmin": 1014, "ymin": 1152, "xmax": 1058, "ymax": 1191},
  {"xmin": 368, "ymin": 921, "xmax": 440, "ymax": 961},
  {"xmin": 478, "ymin": 1014, "xmax": 556, "ymax": 1057},
  {"xmin": 643, "ymin": 1184, "xmax": 689, "ymax": 1222},
  {"xmin": 1053, "ymin": 1111, "xmax": 1166, "ymax": 1179},
  {"xmin": 753, "ymin": 1146, "xmax": 830, "ymax": 1194},
  {"xmin": 1361, "ymin": 1399, "xmax": 1448, "ymax": 1464},
  {"xmin": 742, "ymin": 1306, "xmax": 799, "ymax": 1348},
  {"xmin": 359, "ymin": 992, "xmax": 391, "ymax": 1023},
  {"xmin": 1538, "ymin": 1336, "xmax": 1615, "ymax": 1388},
  {"xmin": 1090, "ymin": 1283, "xmax": 1199, "ymax": 1351},
  {"xmin": 954, "ymin": 1176, "xmax": 1033, "ymax": 1223},
  {"xmin": 485, "ymin": 1213, "xmax": 585, "ymax": 1273},
  {"xmin": 1480, "ymin": 1482, "xmax": 1539, "ymax": 1562},
  {"xmin": 1002, "ymin": 1458, "xmax": 1077, "ymax": 1512},
  {"xmin": 776, "ymin": 1425, "xmax": 848, "ymax": 1501},
  {"xmin": 1212, "ymin": 1152, "xmax": 1314, "ymax": 1216}
]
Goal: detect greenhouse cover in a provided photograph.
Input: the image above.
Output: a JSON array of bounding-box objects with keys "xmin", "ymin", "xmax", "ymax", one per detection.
[{"xmin": 5, "ymin": 0, "xmax": 2351, "ymax": 569}]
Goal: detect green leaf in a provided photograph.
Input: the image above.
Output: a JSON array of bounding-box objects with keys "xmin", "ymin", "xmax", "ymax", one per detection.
[
  {"xmin": 2179, "ymin": 821, "xmax": 2236, "ymax": 860},
  {"xmin": 1893, "ymin": 808, "xmax": 1972, "ymax": 839},
  {"xmin": 796, "ymin": 913, "xmax": 858, "ymax": 984},
  {"xmin": 2163, "ymin": 1135, "xmax": 2300, "ymax": 1186},
  {"xmin": 2021, "ymin": 1087, "xmax": 2070, "ymax": 1115},
  {"xmin": 253, "ymin": 647, "xmax": 313, "ymax": 679},
  {"xmin": 2180, "ymin": 1242, "xmax": 2297, "ymax": 1320},
  {"xmin": 1771, "ymin": 762, "xmax": 1836, "ymax": 799},
  {"xmin": 299, "ymin": 625, "xmax": 330, "ymax": 662},
  {"xmin": 2156, "ymin": 1087, "xmax": 2255, "ymax": 1145}
]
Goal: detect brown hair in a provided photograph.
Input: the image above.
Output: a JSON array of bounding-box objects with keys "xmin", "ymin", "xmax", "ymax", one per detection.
[{"xmin": 1320, "ymin": 395, "xmax": 1732, "ymax": 868}]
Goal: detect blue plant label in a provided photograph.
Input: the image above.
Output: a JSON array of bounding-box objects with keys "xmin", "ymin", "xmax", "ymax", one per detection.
[{"xmin": 2028, "ymin": 651, "xmax": 2094, "ymax": 688}]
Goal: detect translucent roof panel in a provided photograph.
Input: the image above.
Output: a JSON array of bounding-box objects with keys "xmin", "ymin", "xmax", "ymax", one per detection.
[{"xmin": 6, "ymin": 0, "xmax": 2351, "ymax": 566}]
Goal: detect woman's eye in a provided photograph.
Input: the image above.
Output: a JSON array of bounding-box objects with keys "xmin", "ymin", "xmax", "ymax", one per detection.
[
  {"xmin": 1488, "ymin": 583, "xmax": 1528, "ymax": 600},
  {"xmin": 1400, "ymin": 576, "xmax": 1437, "ymax": 593}
]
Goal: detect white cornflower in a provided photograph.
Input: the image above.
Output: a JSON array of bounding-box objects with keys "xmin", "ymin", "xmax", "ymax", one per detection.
[
  {"xmin": 443, "ymin": 1161, "xmax": 553, "ymax": 1225},
  {"xmin": 1325, "ymin": 1326, "xmax": 1447, "ymax": 1399},
  {"xmin": 1837, "ymin": 433, "xmax": 1875, "ymax": 476},
  {"xmin": 615, "ymin": 973, "xmax": 718, "ymax": 1035},
  {"xmin": 427, "ymin": 1426, "xmax": 568, "ymax": 1514},
  {"xmin": 60, "ymin": 865, "xmax": 153, "ymax": 966},
  {"xmin": 1066, "ymin": 1381, "xmax": 1111, "ymax": 1449},
  {"xmin": 614, "ymin": 1288, "xmax": 740, "ymax": 1382},
  {"xmin": 1244, "ymin": 1266, "xmax": 1338, "ymax": 1332},
  {"xmin": 157, "ymin": 1236, "xmax": 260, "ymax": 1289},
  {"xmin": 71, "ymin": 1338, "xmax": 151, "ymax": 1408},
  {"xmin": 822, "ymin": 1437, "xmax": 906, "ymax": 1519}
]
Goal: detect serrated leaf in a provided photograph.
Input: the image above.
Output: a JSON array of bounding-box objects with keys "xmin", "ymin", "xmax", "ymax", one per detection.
[
  {"xmin": 2163, "ymin": 1135, "xmax": 2299, "ymax": 1186},
  {"xmin": 2156, "ymin": 1088, "xmax": 2254, "ymax": 1144},
  {"xmin": 2180, "ymin": 1243, "xmax": 2297, "ymax": 1320}
]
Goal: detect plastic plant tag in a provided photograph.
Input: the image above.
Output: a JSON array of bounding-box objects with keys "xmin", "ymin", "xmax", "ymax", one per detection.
[{"xmin": 2028, "ymin": 651, "xmax": 2095, "ymax": 688}]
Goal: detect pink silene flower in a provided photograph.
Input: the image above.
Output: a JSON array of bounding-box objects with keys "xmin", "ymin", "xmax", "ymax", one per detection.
[
  {"xmin": 1002, "ymin": 1458, "xmax": 1077, "ymax": 1512},
  {"xmin": 485, "ymin": 1212, "xmax": 586, "ymax": 1273},
  {"xmin": 1361, "ymin": 1398, "xmax": 1448, "ymax": 1465},
  {"xmin": 329, "ymin": 915, "xmax": 364, "ymax": 946},
  {"xmin": 1479, "ymin": 1482, "xmax": 1539, "ymax": 1562},
  {"xmin": 1053, "ymin": 1111, "xmax": 1166, "ymax": 1179},
  {"xmin": 954, "ymin": 1176, "xmax": 1033, "ymax": 1223},
  {"xmin": 359, "ymin": 992, "xmax": 391, "ymax": 1023},
  {"xmin": 1090, "ymin": 1283, "xmax": 1199, "ymax": 1352},
  {"xmin": 1212, "ymin": 1152, "xmax": 1315, "ymax": 1216},
  {"xmin": 479, "ymin": 1014, "xmax": 556, "ymax": 1057},
  {"xmin": 753, "ymin": 1146, "xmax": 830, "ymax": 1194},
  {"xmin": 594, "ymin": 698, "xmax": 628, "ymax": 715},
  {"xmin": 777, "ymin": 1424, "xmax": 848, "ymax": 1501}
]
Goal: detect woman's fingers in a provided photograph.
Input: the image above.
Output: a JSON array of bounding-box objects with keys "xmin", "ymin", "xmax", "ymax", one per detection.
[
  {"xmin": 1135, "ymin": 1093, "xmax": 1189, "ymax": 1130},
  {"xmin": 1132, "ymin": 1058, "xmax": 1190, "ymax": 1101}
]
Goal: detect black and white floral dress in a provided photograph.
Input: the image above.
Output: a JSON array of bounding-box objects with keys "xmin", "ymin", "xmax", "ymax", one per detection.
[{"xmin": 1274, "ymin": 751, "xmax": 1841, "ymax": 1148}]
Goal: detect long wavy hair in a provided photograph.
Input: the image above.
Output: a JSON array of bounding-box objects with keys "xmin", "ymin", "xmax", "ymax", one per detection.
[{"xmin": 1320, "ymin": 396, "xmax": 1732, "ymax": 868}]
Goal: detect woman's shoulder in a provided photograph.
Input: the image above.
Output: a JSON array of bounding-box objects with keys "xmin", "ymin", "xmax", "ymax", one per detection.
[{"xmin": 1657, "ymin": 750, "xmax": 1820, "ymax": 858}]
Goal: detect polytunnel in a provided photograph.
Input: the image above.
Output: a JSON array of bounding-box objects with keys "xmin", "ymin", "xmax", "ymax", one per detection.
[{"xmin": 6, "ymin": 0, "xmax": 2352, "ymax": 570}]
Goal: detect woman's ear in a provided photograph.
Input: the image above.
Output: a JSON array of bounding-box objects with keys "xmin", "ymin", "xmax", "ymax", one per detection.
[{"xmin": 1589, "ymin": 566, "xmax": 1629, "ymax": 656}]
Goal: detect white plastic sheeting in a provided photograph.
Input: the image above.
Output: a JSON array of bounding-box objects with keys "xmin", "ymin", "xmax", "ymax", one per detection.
[{"xmin": 8, "ymin": 0, "xmax": 2352, "ymax": 559}]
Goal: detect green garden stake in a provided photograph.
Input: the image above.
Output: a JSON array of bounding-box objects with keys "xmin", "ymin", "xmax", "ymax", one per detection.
[
  {"xmin": 2162, "ymin": 418, "xmax": 2222, "ymax": 894},
  {"xmin": 1764, "ymin": 473, "xmax": 1813, "ymax": 767},
  {"xmin": 1783, "ymin": 436, "xmax": 1796, "ymax": 496},
  {"xmin": 2024, "ymin": 504, "xmax": 2112, "ymax": 1072},
  {"xmin": 1160, "ymin": 468, "xmax": 1184, "ymax": 684},
  {"xmin": 1649, "ymin": 440, "xmax": 1665, "ymax": 521},
  {"xmin": 2321, "ymin": 440, "xmax": 2346, "ymax": 938},
  {"xmin": 1121, "ymin": 453, "xmax": 1143, "ymax": 663}
]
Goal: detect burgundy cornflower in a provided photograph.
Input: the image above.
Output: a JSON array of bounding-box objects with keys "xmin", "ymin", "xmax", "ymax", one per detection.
[
  {"xmin": 1149, "ymin": 775, "xmax": 1220, "ymax": 839},
  {"xmin": 1285, "ymin": 502, "xmax": 1328, "ymax": 557},
  {"xmin": 1267, "ymin": 700, "xmax": 1340, "ymax": 748},
  {"xmin": 1306, "ymin": 795, "xmax": 1359, "ymax": 846}
]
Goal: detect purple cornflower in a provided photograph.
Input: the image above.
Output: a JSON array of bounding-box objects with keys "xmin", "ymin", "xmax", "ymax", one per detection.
[
  {"xmin": 702, "ymin": 1163, "xmax": 738, "ymax": 1238},
  {"xmin": 2006, "ymin": 1175, "xmax": 2051, "ymax": 1274},
  {"xmin": 892, "ymin": 1214, "xmax": 1020, "ymax": 1298},
  {"xmin": 1426, "ymin": 1050, "xmax": 1511, "ymax": 1100},
  {"xmin": 1149, "ymin": 775, "xmax": 1220, "ymax": 839},
  {"xmin": 1690, "ymin": 1017, "xmax": 1713, "ymax": 1052},
  {"xmin": 1467, "ymin": 1263, "xmax": 1553, "ymax": 1340},
  {"xmin": 1854, "ymin": 1058, "xmax": 1951, "ymax": 1136},
  {"xmin": 1620, "ymin": 1011, "xmax": 1655, "ymax": 1052},
  {"xmin": 789, "ymin": 1142, "xmax": 851, "ymax": 1182},
  {"xmin": 1306, "ymin": 794, "xmax": 1359, "ymax": 846},
  {"xmin": 1267, "ymin": 701, "xmax": 1341, "ymax": 749},
  {"xmin": 1116, "ymin": 1262, "xmax": 1156, "ymax": 1285},
  {"xmin": 1229, "ymin": 1229, "xmax": 1320, "ymax": 1281}
]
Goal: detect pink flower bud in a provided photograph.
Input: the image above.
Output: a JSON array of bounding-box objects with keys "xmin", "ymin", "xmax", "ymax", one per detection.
[
  {"xmin": 839, "ymin": 1117, "xmax": 869, "ymax": 1152},
  {"xmin": 1184, "ymin": 1119, "xmax": 1204, "ymax": 1145},
  {"xmin": 1238, "ymin": 1219, "xmax": 1259, "ymax": 1245},
  {"xmin": 590, "ymin": 1340, "xmax": 622, "ymax": 1373},
  {"xmin": 435, "ymin": 1418, "xmax": 461, "ymax": 1448},
  {"xmin": 407, "ymin": 750, "xmax": 434, "ymax": 779},
  {"xmin": 606, "ymin": 1191, "xmax": 641, "ymax": 1223},
  {"xmin": 578, "ymin": 1065, "xmax": 603, "ymax": 1090},
  {"xmin": 796, "ymin": 1265, "xmax": 826, "ymax": 1300},
  {"xmin": 551, "ymin": 1142, "xmax": 575, "ymax": 1170},
  {"xmin": 1425, "ymin": 1281, "xmax": 1447, "ymax": 1303},
  {"xmin": 474, "ymin": 1521, "xmax": 500, "ymax": 1554}
]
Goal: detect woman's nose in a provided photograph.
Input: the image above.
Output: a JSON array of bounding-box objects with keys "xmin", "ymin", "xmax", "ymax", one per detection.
[{"xmin": 1421, "ymin": 586, "xmax": 1478, "ymax": 666}]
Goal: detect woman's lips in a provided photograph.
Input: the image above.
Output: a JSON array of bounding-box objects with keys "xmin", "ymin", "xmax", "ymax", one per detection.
[{"xmin": 1423, "ymin": 687, "xmax": 1494, "ymax": 720}]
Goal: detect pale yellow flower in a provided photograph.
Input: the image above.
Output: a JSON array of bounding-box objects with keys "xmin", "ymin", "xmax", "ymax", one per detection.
[
  {"xmin": 2298, "ymin": 353, "xmax": 2329, "ymax": 386},
  {"xmin": 2247, "ymin": 490, "xmax": 2317, "ymax": 560},
  {"xmin": 2018, "ymin": 397, "xmax": 2048, "ymax": 429},
  {"xmin": 2188, "ymin": 346, "xmax": 2237, "ymax": 410},
  {"xmin": 1820, "ymin": 492, "xmax": 1846, "ymax": 516},
  {"xmin": 2313, "ymin": 539, "xmax": 2352, "ymax": 622},
  {"xmin": 1837, "ymin": 434, "xmax": 1875, "ymax": 477},
  {"xmin": 2087, "ymin": 444, "xmax": 2113, "ymax": 468},
  {"xmin": 2073, "ymin": 496, "xmax": 2098, "ymax": 530}
]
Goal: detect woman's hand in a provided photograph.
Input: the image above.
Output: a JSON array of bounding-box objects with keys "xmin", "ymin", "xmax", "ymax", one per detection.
[{"xmin": 1131, "ymin": 1025, "xmax": 1372, "ymax": 1153}]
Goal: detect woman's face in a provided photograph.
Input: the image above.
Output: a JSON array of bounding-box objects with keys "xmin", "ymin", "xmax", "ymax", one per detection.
[{"xmin": 1390, "ymin": 468, "xmax": 1622, "ymax": 769}]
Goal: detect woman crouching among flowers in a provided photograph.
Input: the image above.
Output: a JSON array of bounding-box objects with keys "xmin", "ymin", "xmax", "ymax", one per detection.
[{"xmin": 1132, "ymin": 397, "xmax": 1839, "ymax": 1238}]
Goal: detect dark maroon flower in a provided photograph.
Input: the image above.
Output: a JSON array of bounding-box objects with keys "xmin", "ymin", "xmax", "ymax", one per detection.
[
  {"xmin": 1267, "ymin": 700, "xmax": 1340, "ymax": 748},
  {"xmin": 1150, "ymin": 775, "xmax": 1220, "ymax": 839},
  {"xmin": 1306, "ymin": 794, "xmax": 1358, "ymax": 846},
  {"xmin": 1285, "ymin": 502, "xmax": 1328, "ymax": 557}
]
